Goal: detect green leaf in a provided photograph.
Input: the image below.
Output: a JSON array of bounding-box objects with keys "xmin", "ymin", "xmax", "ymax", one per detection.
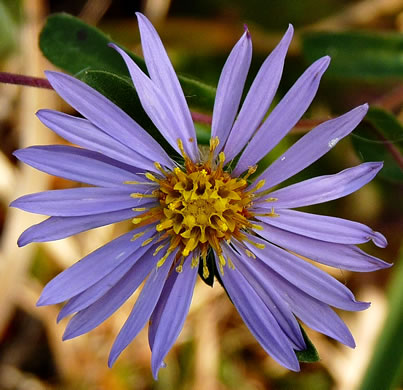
[
  {"xmin": 194, "ymin": 122, "xmax": 211, "ymax": 145},
  {"xmin": 39, "ymin": 13, "xmax": 216, "ymax": 111},
  {"xmin": 351, "ymin": 107, "xmax": 403, "ymax": 182},
  {"xmin": 0, "ymin": 1, "xmax": 20, "ymax": 56},
  {"xmin": 359, "ymin": 247, "xmax": 403, "ymax": 390},
  {"xmin": 302, "ymin": 31, "xmax": 403, "ymax": 80},
  {"xmin": 295, "ymin": 325, "xmax": 320, "ymax": 363}
]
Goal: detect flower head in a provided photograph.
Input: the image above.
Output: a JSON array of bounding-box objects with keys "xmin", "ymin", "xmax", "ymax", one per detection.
[{"xmin": 11, "ymin": 13, "xmax": 390, "ymax": 376}]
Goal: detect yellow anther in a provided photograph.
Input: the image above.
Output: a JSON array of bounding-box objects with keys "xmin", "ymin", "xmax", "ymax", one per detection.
[
  {"xmin": 145, "ymin": 173, "xmax": 159, "ymax": 182},
  {"xmin": 245, "ymin": 237, "xmax": 265, "ymax": 249},
  {"xmin": 177, "ymin": 138, "xmax": 186, "ymax": 156},
  {"xmin": 245, "ymin": 249, "xmax": 256, "ymax": 258},
  {"xmin": 130, "ymin": 193, "xmax": 156, "ymax": 198},
  {"xmin": 247, "ymin": 179, "xmax": 266, "ymax": 194},
  {"xmin": 132, "ymin": 217, "xmax": 142, "ymax": 225},
  {"xmin": 157, "ymin": 250, "xmax": 172, "ymax": 267},
  {"xmin": 209, "ymin": 136, "xmax": 220, "ymax": 151},
  {"xmin": 154, "ymin": 161, "xmax": 169, "ymax": 176},
  {"xmin": 251, "ymin": 224, "xmax": 263, "ymax": 231},
  {"xmin": 255, "ymin": 180, "xmax": 265, "ymax": 191},
  {"xmin": 265, "ymin": 197, "xmax": 278, "ymax": 202},
  {"xmin": 200, "ymin": 254, "xmax": 210, "ymax": 278},
  {"xmin": 203, "ymin": 265, "xmax": 209, "ymax": 278},
  {"xmin": 191, "ymin": 256, "xmax": 199, "ymax": 268},
  {"xmin": 182, "ymin": 237, "xmax": 197, "ymax": 257},
  {"xmin": 218, "ymin": 254, "xmax": 226, "ymax": 267},
  {"xmin": 156, "ymin": 219, "xmax": 173, "ymax": 232},
  {"xmin": 153, "ymin": 244, "xmax": 166, "ymax": 256},
  {"xmin": 141, "ymin": 237, "xmax": 154, "ymax": 247},
  {"xmin": 175, "ymin": 257, "xmax": 185, "ymax": 273},
  {"xmin": 131, "ymin": 231, "xmax": 145, "ymax": 241},
  {"xmin": 268, "ymin": 207, "xmax": 279, "ymax": 217},
  {"xmin": 132, "ymin": 207, "xmax": 146, "ymax": 212},
  {"xmin": 243, "ymin": 165, "xmax": 257, "ymax": 180},
  {"xmin": 218, "ymin": 152, "xmax": 225, "ymax": 164},
  {"xmin": 216, "ymin": 219, "xmax": 228, "ymax": 232}
]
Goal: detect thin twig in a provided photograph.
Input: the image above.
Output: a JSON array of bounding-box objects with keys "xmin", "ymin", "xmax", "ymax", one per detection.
[
  {"xmin": 0, "ymin": 72, "xmax": 52, "ymax": 89},
  {"xmin": 371, "ymin": 126, "xmax": 403, "ymax": 171},
  {"xmin": 372, "ymin": 84, "xmax": 403, "ymax": 111},
  {"xmin": 191, "ymin": 111, "xmax": 212, "ymax": 125}
]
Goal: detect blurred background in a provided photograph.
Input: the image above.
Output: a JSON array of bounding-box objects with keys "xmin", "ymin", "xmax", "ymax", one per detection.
[{"xmin": 0, "ymin": 0, "xmax": 402, "ymax": 389}]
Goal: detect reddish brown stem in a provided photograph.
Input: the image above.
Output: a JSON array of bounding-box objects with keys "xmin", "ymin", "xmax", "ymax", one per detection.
[
  {"xmin": 372, "ymin": 83, "xmax": 403, "ymax": 111},
  {"xmin": 371, "ymin": 126, "xmax": 403, "ymax": 171},
  {"xmin": 0, "ymin": 72, "xmax": 52, "ymax": 89}
]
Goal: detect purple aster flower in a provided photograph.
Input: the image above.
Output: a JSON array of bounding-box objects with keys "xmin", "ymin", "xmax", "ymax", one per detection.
[{"xmin": 11, "ymin": 13, "xmax": 390, "ymax": 376}]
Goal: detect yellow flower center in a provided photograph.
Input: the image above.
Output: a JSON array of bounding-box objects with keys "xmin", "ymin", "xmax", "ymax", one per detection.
[
  {"xmin": 128, "ymin": 138, "xmax": 268, "ymax": 276},
  {"xmin": 157, "ymin": 163, "xmax": 254, "ymax": 256}
]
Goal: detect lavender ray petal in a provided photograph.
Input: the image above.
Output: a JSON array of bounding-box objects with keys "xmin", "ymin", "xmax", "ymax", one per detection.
[
  {"xmin": 10, "ymin": 187, "xmax": 146, "ymax": 217},
  {"xmin": 148, "ymin": 265, "xmax": 179, "ymax": 352},
  {"xmin": 36, "ymin": 228, "xmax": 156, "ymax": 305},
  {"xmin": 151, "ymin": 256, "xmax": 197, "ymax": 379},
  {"xmin": 45, "ymin": 71, "xmax": 173, "ymax": 169},
  {"xmin": 223, "ymin": 243, "xmax": 305, "ymax": 350},
  {"xmin": 257, "ymin": 162, "xmax": 383, "ymax": 209},
  {"xmin": 14, "ymin": 145, "xmax": 145, "ymax": 188},
  {"xmin": 257, "ymin": 104, "xmax": 369, "ymax": 191},
  {"xmin": 256, "ymin": 223, "xmax": 391, "ymax": 272},
  {"xmin": 223, "ymin": 25, "xmax": 293, "ymax": 161},
  {"xmin": 243, "ymin": 234, "xmax": 370, "ymax": 311},
  {"xmin": 109, "ymin": 44, "xmax": 193, "ymax": 159},
  {"xmin": 136, "ymin": 13, "xmax": 198, "ymax": 160},
  {"xmin": 17, "ymin": 207, "xmax": 143, "ymax": 247},
  {"xmin": 259, "ymin": 264, "xmax": 355, "ymax": 347},
  {"xmin": 63, "ymin": 245, "xmax": 161, "ymax": 340},
  {"xmin": 58, "ymin": 241, "xmax": 155, "ymax": 322},
  {"xmin": 215, "ymin": 252, "xmax": 300, "ymax": 371},
  {"xmin": 108, "ymin": 250, "xmax": 175, "ymax": 367},
  {"xmin": 211, "ymin": 29, "xmax": 252, "ymax": 152},
  {"xmin": 258, "ymin": 208, "xmax": 387, "ymax": 247},
  {"xmin": 234, "ymin": 56, "xmax": 330, "ymax": 175},
  {"xmin": 37, "ymin": 110, "xmax": 157, "ymax": 172}
]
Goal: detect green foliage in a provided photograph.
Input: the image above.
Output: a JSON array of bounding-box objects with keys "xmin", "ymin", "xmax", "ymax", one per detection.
[
  {"xmin": 0, "ymin": 0, "xmax": 22, "ymax": 56},
  {"xmin": 302, "ymin": 31, "xmax": 403, "ymax": 80},
  {"xmin": 39, "ymin": 13, "xmax": 216, "ymax": 112},
  {"xmin": 295, "ymin": 326, "xmax": 320, "ymax": 363},
  {"xmin": 360, "ymin": 247, "xmax": 403, "ymax": 390},
  {"xmin": 352, "ymin": 107, "xmax": 403, "ymax": 182}
]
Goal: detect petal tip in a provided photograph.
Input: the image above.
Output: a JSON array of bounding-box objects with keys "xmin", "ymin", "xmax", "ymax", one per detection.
[
  {"xmin": 9, "ymin": 199, "xmax": 18, "ymax": 209},
  {"xmin": 107, "ymin": 42, "xmax": 118, "ymax": 50},
  {"xmin": 108, "ymin": 352, "xmax": 118, "ymax": 368},
  {"xmin": 56, "ymin": 312, "xmax": 64, "ymax": 324},
  {"xmin": 285, "ymin": 24, "xmax": 294, "ymax": 37},
  {"xmin": 322, "ymin": 55, "xmax": 331, "ymax": 66},
  {"xmin": 372, "ymin": 231, "xmax": 388, "ymax": 248},
  {"xmin": 17, "ymin": 235, "xmax": 28, "ymax": 247},
  {"xmin": 243, "ymin": 24, "xmax": 251, "ymax": 38},
  {"xmin": 355, "ymin": 300, "xmax": 371, "ymax": 311},
  {"xmin": 135, "ymin": 11, "xmax": 145, "ymax": 20},
  {"xmin": 152, "ymin": 360, "xmax": 167, "ymax": 380},
  {"xmin": 61, "ymin": 332, "xmax": 70, "ymax": 341},
  {"xmin": 36, "ymin": 295, "xmax": 48, "ymax": 307}
]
